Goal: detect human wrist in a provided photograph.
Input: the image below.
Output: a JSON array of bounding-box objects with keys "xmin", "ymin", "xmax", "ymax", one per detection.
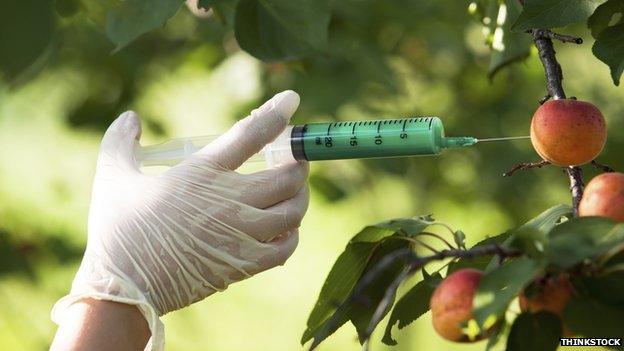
[{"xmin": 51, "ymin": 298, "xmax": 150, "ymax": 351}]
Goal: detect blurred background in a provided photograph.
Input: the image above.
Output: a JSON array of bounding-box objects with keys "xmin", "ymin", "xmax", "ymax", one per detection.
[{"xmin": 0, "ymin": 0, "xmax": 622, "ymax": 350}]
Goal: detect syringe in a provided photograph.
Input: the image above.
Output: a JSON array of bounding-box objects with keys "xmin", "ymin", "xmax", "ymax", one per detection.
[{"xmin": 138, "ymin": 117, "xmax": 529, "ymax": 167}]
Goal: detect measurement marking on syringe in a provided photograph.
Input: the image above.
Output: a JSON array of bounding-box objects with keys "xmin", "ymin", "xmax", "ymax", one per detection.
[
  {"xmin": 402, "ymin": 119, "xmax": 407, "ymax": 132},
  {"xmin": 428, "ymin": 118, "xmax": 433, "ymax": 130},
  {"xmin": 377, "ymin": 122, "xmax": 381, "ymax": 133},
  {"xmin": 327, "ymin": 124, "xmax": 332, "ymax": 135},
  {"xmin": 351, "ymin": 123, "xmax": 356, "ymax": 134}
]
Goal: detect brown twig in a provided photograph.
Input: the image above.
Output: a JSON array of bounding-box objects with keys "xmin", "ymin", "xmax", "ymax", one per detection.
[
  {"xmin": 530, "ymin": 29, "xmax": 567, "ymax": 100},
  {"xmin": 416, "ymin": 232, "xmax": 457, "ymax": 250},
  {"xmin": 591, "ymin": 160, "xmax": 615, "ymax": 173},
  {"xmin": 526, "ymin": 29, "xmax": 583, "ymax": 45},
  {"xmin": 503, "ymin": 160, "xmax": 551, "ymax": 177},
  {"xmin": 565, "ymin": 166, "xmax": 584, "ymax": 217}
]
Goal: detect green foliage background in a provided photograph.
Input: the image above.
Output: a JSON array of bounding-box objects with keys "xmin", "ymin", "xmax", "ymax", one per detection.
[{"xmin": 0, "ymin": 0, "xmax": 623, "ymax": 350}]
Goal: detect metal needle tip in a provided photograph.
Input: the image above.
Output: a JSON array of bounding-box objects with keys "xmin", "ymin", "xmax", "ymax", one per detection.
[{"xmin": 476, "ymin": 136, "xmax": 531, "ymax": 143}]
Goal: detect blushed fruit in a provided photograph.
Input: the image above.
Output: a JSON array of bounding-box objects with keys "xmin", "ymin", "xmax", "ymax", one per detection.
[
  {"xmin": 579, "ymin": 172, "xmax": 624, "ymax": 222},
  {"xmin": 530, "ymin": 99, "xmax": 606, "ymax": 166},
  {"xmin": 519, "ymin": 274, "xmax": 574, "ymax": 336},
  {"xmin": 430, "ymin": 269, "xmax": 492, "ymax": 342}
]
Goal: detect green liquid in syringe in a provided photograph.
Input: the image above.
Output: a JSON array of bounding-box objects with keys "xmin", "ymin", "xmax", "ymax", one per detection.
[{"xmin": 291, "ymin": 117, "xmax": 476, "ymax": 161}]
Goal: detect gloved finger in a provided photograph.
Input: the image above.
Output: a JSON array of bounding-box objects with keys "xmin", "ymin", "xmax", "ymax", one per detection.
[
  {"xmin": 263, "ymin": 228, "xmax": 299, "ymax": 268},
  {"xmin": 239, "ymin": 161, "xmax": 309, "ymax": 209},
  {"xmin": 97, "ymin": 111, "xmax": 142, "ymax": 173},
  {"xmin": 196, "ymin": 90, "xmax": 300, "ymax": 170},
  {"xmin": 227, "ymin": 229, "xmax": 299, "ymax": 281},
  {"xmin": 234, "ymin": 185, "xmax": 309, "ymax": 243}
]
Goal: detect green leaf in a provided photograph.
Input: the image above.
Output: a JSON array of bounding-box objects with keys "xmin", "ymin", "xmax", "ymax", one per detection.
[
  {"xmin": 381, "ymin": 272, "xmax": 442, "ymax": 345},
  {"xmin": 307, "ymin": 241, "xmax": 411, "ymax": 349},
  {"xmin": 512, "ymin": 0, "xmax": 602, "ymax": 32},
  {"xmin": 517, "ymin": 204, "xmax": 573, "ymax": 235},
  {"xmin": 509, "ymin": 204, "xmax": 573, "ymax": 259},
  {"xmin": 0, "ymin": 0, "xmax": 56, "ymax": 79},
  {"xmin": 592, "ymin": 23, "xmax": 624, "ymax": 86},
  {"xmin": 486, "ymin": 318, "xmax": 511, "ymax": 351},
  {"xmin": 473, "ymin": 257, "xmax": 542, "ymax": 327},
  {"xmin": 106, "ymin": 0, "xmax": 184, "ymax": 51},
  {"xmin": 546, "ymin": 217, "xmax": 624, "ymax": 269},
  {"xmin": 587, "ymin": 0, "xmax": 624, "ymax": 38},
  {"xmin": 301, "ymin": 217, "xmax": 430, "ymax": 346},
  {"xmin": 506, "ymin": 312, "xmax": 562, "ymax": 351},
  {"xmin": 575, "ymin": 271, "xmax": 624, "ymax": 306},
  {"xmin": 487, "ymin": 0, "xmax": 532, "ymax": 78},
  {"xmin": 301, "ymin": 243, "xmax": 374, "ymax": 345},
  {"xmin": 449, "ymin": 205, "xmax": 570, "ymax": 275},
  {"xmin": 349, "ymin": 240, "xmax": 410, "ymax": 343},
  {"xmin": 351, "ymin": 217, "xmax": 434, "ymax": 243},
  {"xmin": 234, "ymin": 0, "xmax": 332, "ymax": 61},
  {"xmin": 564, "ymin": 296, "xmax": 624, "ymax": 337}
]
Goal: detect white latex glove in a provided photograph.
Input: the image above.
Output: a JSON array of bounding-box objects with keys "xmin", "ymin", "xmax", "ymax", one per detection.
[{"xmin": 51, "ymin": 91, "xmax": 309, "ymax": 350}]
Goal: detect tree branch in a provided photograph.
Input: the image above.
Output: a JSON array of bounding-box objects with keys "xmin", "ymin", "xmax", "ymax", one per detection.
[
  {"xmin": 591, "ymin": 160, "xmax": 615, "ymax": 173},
  {"xmin": 503, "ymin": 160, "xmax": 550, "ymax": 177},
  {"xmin": 565, "ymin": 166, "xmax": 584, "ymax": 217},
  {"xmin": 530, "ymin": 29, "xmax": 567, "ymax": 100},
  {"xmin": 503, "ymin": 160, "xmax": 551, "ymax": 177},
  {"xmin": 527, "ymin": 29, "xmax": 583, "ymax": 45}
]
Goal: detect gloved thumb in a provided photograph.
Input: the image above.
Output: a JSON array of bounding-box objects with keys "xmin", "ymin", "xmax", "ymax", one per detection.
[{"xmin": 96, "ymin": 111, "xmax": 142, "ymax": 174}]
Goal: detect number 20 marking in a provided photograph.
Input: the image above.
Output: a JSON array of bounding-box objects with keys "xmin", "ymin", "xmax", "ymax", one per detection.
[{"xmin": 325, "ymin": 137, "xmax": 333, "ymax": 147}]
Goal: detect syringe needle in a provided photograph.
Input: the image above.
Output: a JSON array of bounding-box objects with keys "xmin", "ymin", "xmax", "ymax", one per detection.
[{"xmin": 477, "ymin": 136, "xmax": 531, "ymax": 143}]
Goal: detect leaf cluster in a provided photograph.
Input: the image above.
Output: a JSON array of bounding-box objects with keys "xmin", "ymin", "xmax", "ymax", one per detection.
[
  {"xmin": 3, "ymin": 0, "xmax": 623, "ymax": 86},
  {"xmin": 468, "ymin": 0, "xmax": 624, "ymax": 85},
  {"xmin": 303, "ymin": 204, "xmax": 624, "ymax": 350},
  {"xmin": 514, "ymin": 0, "xmax": 624, "ymax": 85},
  {"xmin": 0, "ymin": 0, "xmax": 331, "ymax": 80}
]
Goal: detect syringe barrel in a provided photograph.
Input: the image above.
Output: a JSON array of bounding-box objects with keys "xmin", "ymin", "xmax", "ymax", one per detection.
[
  {"xmin": 138, "ymin": 117, "xmax": 453, "ymax": 167},
  {"xmin": 293, "ymin": 117, "xmax": 444, "ymax": 161}
]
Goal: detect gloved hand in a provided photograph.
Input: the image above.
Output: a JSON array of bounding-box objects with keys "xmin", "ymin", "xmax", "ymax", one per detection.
[{"xmin": 51, "ymin": 91, "xmax": 309, "ymax": 350}]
